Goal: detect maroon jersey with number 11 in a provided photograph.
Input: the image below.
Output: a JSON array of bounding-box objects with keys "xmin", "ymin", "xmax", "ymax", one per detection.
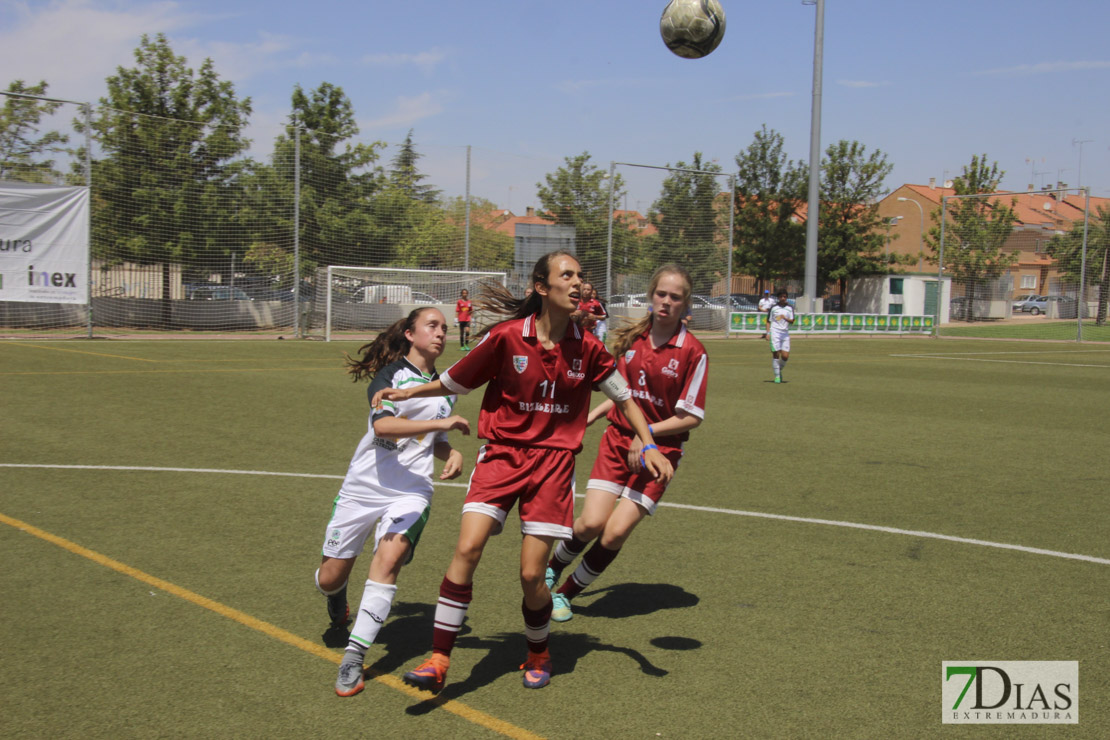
[{"xmin": 440, "ymin": 314, "xmax": 618, "ymax": 453}]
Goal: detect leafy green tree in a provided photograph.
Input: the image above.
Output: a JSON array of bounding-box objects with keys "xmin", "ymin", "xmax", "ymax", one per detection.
[
  {"xmin": 1047, "ymin": 204, "xmax": 1110, "ymax": 325},
  {"xmin": 0, "ymin": 80, "xmax": 69, "ymax": 183},
  {"xmin": 389, "ymin": 129, "xmax": 440, "ymax": 203},
  {"xmin": 818, "ymin": 140, "xmax": 901, "ymax": 304},
  {"xmin": 535, "ymin": 152, "xmax": 627, "ymax": 290},
  {"xmin": 79, "ymin": 33, "xmax": 252, "ymax": 318},
  {"xmin": 263, "ymin": 82, "xmax": 385, "ymax": 270},
  {"xmin": 646, "ymin": 152, "xmax": 725, "ymax": 291},
  {"xmin": 924, "ymin": 154, "xmax": 1018, "ymax": 320},
  {"xmin": 732, "ymin": 125, "xmax": 806, "ymax": 290},
  {"xmin": 443, "ymin": 195, "xmax": 513, "ymax": 272}
]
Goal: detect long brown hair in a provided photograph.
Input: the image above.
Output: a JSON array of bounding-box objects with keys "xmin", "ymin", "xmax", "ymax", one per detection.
[
  {"xmin": 473, "ymin": 250, "xmax": 577, "ymax": 336},
  {"xmin": 344, "ymin": 307, "xmax": 439, "ymax": 382},
  {"xmin": 609, "ymin": 263, "xmax": 693, "ymax": 356}
]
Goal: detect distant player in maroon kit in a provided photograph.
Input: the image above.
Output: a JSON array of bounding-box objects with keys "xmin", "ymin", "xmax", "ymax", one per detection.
[
  {"xmin": 372, "ymin": 251, "xmax": 673, "ymax": 691},
  {"xmin": 546, "ymin": 264, "xmax": 708, "ymax": 622},
  {"xmin": 455, "ymin": 288, "xmax": 473, "ymax": 350},
  {"xmin": 573, "ymin": 281, "xmax": 608, "ymax": 341}
]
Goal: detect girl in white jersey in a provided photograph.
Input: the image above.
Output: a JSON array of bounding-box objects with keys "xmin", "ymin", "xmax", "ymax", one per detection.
[
  {"xmin": 315, "ymin": 307, "xmax": 470, "ymax": 698},
  {"xmin": 766, "ymin": 289, "xmax": 795, "ymax": 383}
]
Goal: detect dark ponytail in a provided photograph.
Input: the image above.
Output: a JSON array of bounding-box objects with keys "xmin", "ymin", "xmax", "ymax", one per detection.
[{"xmin": 344, "ymin": 307, "xmax": 437, "ymax": 382}]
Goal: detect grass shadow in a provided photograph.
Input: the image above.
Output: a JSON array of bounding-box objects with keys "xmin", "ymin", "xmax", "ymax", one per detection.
[{"xmin": 575, "ymin": 582, "xmax": 699, "ymax": 618}]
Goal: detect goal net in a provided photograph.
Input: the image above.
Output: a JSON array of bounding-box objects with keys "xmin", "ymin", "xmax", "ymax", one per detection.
[{"xmin": 308, "ymin": 266, "xmax": 506, "ymax": 341}]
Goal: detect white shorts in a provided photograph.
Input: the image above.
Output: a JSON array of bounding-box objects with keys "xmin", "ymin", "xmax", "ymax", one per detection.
[
  {"xmin": 770, "ymin": 332, "xmax": 791, "ymax": 353},
  {"xmin": 592, "ymin": 320, "xmax": 607, "ymax": 339},
  {"xmin": 320, "ymin": 488, "xmax": 431, "ymax": 563}
]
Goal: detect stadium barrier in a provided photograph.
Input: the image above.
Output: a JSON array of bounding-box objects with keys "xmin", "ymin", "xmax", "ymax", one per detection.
[{"xmin": 730, "ymin": 312, "xmax": 934, "ymax": 334}]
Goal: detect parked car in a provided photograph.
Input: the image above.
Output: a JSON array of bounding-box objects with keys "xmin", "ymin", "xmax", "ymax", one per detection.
[
  {"xmin": 608, "ymin": 293, "xmax": 649, "ymax": 308},
  {"xmin": 1012, "ymin": 294, "xmax": 1044, "ymax": 313},
  {"xmin": 710, "ymin": 294, "xmax": 759, "ymax": 312},
  {"xmin": 824, "ymin": 295, "xmax": 843, "ymax": 312},
  {"xmin": 1028, "ymin": 295, "xmax": 1090, "ymax": 318},
  {"xmin": 186, "ymin": 284, "xmax": 253, "ymax": 301},
  {"xmin": 410, "ymin": 290, "xmax": 440, "ymax": 305},
  {"xmin": 689, "ymin": 295, "xmax": 721, "ymax": 310}
]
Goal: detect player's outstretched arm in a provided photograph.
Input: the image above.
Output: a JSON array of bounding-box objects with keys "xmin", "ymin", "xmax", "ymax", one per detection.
[
  {"xmin": 373, "ymin": 414, "xmax": 470, "ymax": 440},
  {"xmin": 371, "ymin": 378, "xmax": 452, "ymax": 409}
]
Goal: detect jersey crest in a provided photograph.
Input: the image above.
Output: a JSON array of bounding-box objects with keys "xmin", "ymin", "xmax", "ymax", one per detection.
[
  {"xmin": 624, "ymin": 350, "xmax": 636, "ymax": 363},
  {"xmin": 513, "ymin": 355, "xmax": 528, "ymax": 373}
]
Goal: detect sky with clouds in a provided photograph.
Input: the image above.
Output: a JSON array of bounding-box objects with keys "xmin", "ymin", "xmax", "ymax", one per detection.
[{"xmin": 3, "ymin": 0, "xmax": 1109, "ymax": 212}]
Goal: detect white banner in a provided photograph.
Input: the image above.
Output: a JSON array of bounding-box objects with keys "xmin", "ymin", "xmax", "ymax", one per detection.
[{"xmin": 0, "ymin": 181, "xmax": 90, "ymax": 305}]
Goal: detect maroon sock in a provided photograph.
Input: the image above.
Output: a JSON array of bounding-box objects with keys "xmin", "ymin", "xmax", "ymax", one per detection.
[
  {"xmin": 431, "ymin": 576, "xmax": 472, "ymax": 657},
  {"xmin": 522, "ymin": 597, "xmax": 553, "ymax": 654},
  {"xmin": 559, "ymin": 542, "xmax": 621, "ymax": 599},
  {"xmin": 548, "ymin": 534, "xmax": 589, "ymax": 574}
]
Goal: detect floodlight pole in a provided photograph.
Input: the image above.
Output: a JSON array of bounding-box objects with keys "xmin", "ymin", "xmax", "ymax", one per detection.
[
  {"xmin": 464, "ymin": 145, "xmax": 472, "ymax": 272},
  {"xmin": 802, "ymin": 0, "xmax": 824, "ymax": 312},
  {"xmin": 606, "ymin": 161, "xmax": 616, "ymax": 302},
  {"xmin": 1078, "ymin": 187, "xmax": 1090, "ymax": 342}
]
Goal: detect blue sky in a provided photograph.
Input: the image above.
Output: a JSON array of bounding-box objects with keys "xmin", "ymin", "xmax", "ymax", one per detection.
[{"xmin": 4, "ymin": 0, "xmax": 1109, "ymax": 212}]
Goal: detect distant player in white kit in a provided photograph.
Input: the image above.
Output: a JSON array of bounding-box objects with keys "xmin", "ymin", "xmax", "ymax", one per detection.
[{"xmin": 766, "ymin": 289, "xmax": 795, "ymax": 384}]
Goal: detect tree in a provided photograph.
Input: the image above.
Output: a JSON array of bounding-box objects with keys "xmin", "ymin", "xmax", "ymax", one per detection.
[
  {"xmin": 924, "ymin": 154, "xmax": 1018, "ymax": 320},
  {"xmin": 732, "ymin": 125, "xmax": 806, "ymax": 290},
  {"xmin": 1047, "ymin": 204, "xmax": 1110, "ymax": 325},
  {"xmin": 817, "ymin": 140, "xmax": 901, "ymax": 304},
  {"xmin": 442, "ymin": 196, "xmax": 513, "ymax": 272},
  {"xmin": 535, "ymin": 152, "xmax": 627, "ymax": 290},
  {"xmin": 389, "ymin": 129, "xmax": 440, "ymax": 203},
  {"xmin": 646, "ymin": 152, "xmax": 725, "ymax": 291},
  {"xmin": 79, "ymin": 34, "xmax": 252, "ymax": 320},
  {"xmin": 0, "ymin": 80, "xmax": 70, "ymax": 183},
  {"xmin": 263, "ymin": 82, "xmax": 386, "ymax": 270}
]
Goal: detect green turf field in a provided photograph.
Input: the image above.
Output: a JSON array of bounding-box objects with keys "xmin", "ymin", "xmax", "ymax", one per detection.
[
  {"xmin": 1, "ymin": 336, "xmax": 1107, "ymax": 738},
  {"xmin": 938, "ymin": 319, "xmax": 1110, "ymax": 342}
]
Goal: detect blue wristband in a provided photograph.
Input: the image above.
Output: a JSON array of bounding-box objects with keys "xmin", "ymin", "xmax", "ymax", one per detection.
[
  {"xmin": 648, "ymin": 425, "xmax": 654, "ymax": 436},
  {"xmin": 642, "ymin": 444, "xmax": 658, "ymax": 453}
]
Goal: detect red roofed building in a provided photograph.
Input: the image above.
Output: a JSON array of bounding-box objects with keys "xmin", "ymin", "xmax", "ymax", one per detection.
[{"xmin": 878, "ymin": 181, "xmax": 1109, "ymax": 298}]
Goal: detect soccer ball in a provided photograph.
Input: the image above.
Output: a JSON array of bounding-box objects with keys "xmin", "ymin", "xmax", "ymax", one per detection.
[{"xmin": 659, "ymin": 0, "xmax": 726, "ymax": 59}]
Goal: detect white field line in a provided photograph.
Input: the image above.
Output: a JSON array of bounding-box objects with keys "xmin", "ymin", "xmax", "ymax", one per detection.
[
  {"xmin": 4, "ymin": 463, "xmax": 1107, "ymax": 567},
  {"xmin": 891, "ymin": 350, "xmax": 1110, "ymax": 368}
]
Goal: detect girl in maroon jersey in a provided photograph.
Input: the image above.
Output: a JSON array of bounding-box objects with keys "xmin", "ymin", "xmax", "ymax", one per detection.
[
  {"xmin": 546, "ymin": 264, "xmax": 708, "ymax": 622},
  {"xmin": 371, "ymin": 251, "xmax": 673, "ymax": 691}
]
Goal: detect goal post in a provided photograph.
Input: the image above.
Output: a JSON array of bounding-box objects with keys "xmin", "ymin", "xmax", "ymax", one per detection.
[{"xmin": 309, "ymin": 265, "xmax": 507, "ymax": 341}]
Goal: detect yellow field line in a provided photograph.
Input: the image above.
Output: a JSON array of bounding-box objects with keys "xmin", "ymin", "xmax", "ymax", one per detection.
[
  {"xmin": 0, "ymin": 340, "xmax": 164, "ymax": 362},
  {"xmin": 0, "ymin": 511, "xmax": 543, "ymax": 740}
]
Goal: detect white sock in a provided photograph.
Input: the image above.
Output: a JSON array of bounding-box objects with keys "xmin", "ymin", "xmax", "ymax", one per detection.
[
  {"xmin": 773, "ymin": 358, "xmax": 781, "ymax": 377},
  {"xmin": 345, "ymin": 579, "xmax": 397, "ymax": 661}
]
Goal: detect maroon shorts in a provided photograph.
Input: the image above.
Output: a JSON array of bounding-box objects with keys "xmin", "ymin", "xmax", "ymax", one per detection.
[
  {"xmin": 463, "ymin": 443, "xmax": 576, "ymax": 539},
  {"xmin": 586, "ymin": 425, "xmax": 683, "ymax": 515}
]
